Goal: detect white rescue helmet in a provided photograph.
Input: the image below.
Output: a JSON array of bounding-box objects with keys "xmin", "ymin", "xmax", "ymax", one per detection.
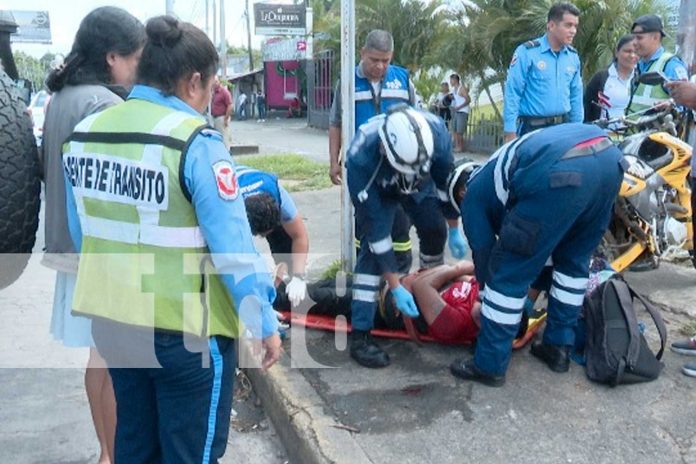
[
  {"xmin": 447, "ymin": 159, "xmax": 481, "ymax": 213},
  {"xmin": 378, "ymin": 105, "xmax": 434, "ymax": 192}
]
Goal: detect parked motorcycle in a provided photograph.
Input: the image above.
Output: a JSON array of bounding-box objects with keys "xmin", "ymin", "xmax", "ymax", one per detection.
[{"xmin": 593, "ymin": 72, "xmax": 693, "ymax": 273}]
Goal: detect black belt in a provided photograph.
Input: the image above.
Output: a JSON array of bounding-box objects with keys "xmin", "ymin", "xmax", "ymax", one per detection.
[
  {"xmin": 562, "ymin": 138, "xmax": 614, "ymax": 159},
  {"xmin": 519, "ymin": 115, "xmax": 567, "ymax": 127}
]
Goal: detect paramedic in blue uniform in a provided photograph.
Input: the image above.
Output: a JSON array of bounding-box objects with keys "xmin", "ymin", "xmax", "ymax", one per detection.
[
  {"xmin": 62, "ymin": 16, "xmax": 280, "ymax": 462},
  {"xmin": 346, "ymin": 105, "xmax": 467, "ymax": 368},
  {"xmin": 446, "ymin": 123, "xmax": 624, "ymax": 386},
  {"xmin": 329, "ymin": 29, "xmax": 417, "ymax": 273},
  {"xmin": 237, "ymin": 165, "xmax": 309, "ymax": 306},
  {"xmin": 503, "ymin": 2, "xmax": 583, "ymax": 142}
]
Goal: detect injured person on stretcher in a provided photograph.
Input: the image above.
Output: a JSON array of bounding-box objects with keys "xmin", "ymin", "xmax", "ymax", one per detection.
[{"xmin": 273, "ymin": 261, "xmax": 529, "ymax": 345}]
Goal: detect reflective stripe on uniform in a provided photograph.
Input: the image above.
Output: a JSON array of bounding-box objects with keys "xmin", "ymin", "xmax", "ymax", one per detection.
[
  {"xmin": 355, "ymin": 90, "xmax": 373, "ymax": 101},
  {"xmin": 369, "ymin": 236, "xmax": 393, "ymax": 254},
  {"xmin": 552, "ymin": 270, "xmax": 587, "ymax": 291},
  {"xmin": 483, "ymin": 287, "xmax": 527, "ymax": 310},
  {"xmin": 550, "ymin": 285, "xmax": 585, "ymax": 306},
  {"xmin": 81, "ymin": 216, "xmax": 207, "ymax": 248},
  {"xmin": 354, "ymin": 273, "xmax": 381, "ymax": 287},
  {"xmin": 353, "ymin": 288, "xmax": 379, "ymax": 302},
  {"xmin": 481, "ymin": 302, "xmax": 523, "ymax": 325},
  {"xmin": 380, "ymin": 89, "xmax": 409, "ymax": 100},
  {"xmin": 420, "ymin": 252, "xmax": 444, "ymax": 268},
  {"xmin": 392, "ymin": 240, "xmax": 412, "ymax": 252}
]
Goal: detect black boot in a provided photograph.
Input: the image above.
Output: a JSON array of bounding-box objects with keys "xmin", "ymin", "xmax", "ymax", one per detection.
[
  {"xmin": 350, "ymin": 330, "xmax": 390, "ymax": 368},
  {"xmin": 449, "ymin": 358, "xmax": 505, "ymax": 387},
  {"xmin": 530, "ymin": 342, "xmax": 570, "ymax": 373}
]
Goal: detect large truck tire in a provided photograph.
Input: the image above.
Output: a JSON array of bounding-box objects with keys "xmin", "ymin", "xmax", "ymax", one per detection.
[{"xmin": 0, "ymin": 70, "xmax": 41, "ymax": 290}]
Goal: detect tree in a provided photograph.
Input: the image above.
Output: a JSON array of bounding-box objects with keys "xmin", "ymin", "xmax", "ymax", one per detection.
[{"xmin": 12, "ymin": 51, "xmax": 47, "ymax": 92}]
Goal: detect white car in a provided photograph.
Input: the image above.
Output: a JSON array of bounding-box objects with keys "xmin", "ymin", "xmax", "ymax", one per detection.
[{"xmin": 27, "ymin": 90, "xmax": 50, "ymax": 146}]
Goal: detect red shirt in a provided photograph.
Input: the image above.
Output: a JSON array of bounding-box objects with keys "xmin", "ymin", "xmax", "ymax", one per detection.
[
  {"xmin": 211, "ymin": 85, "xmax": 232, "ymax": 117},
  {"xmin": 427, "ymin": 280, "xmax": 480, "ymax": 344}
]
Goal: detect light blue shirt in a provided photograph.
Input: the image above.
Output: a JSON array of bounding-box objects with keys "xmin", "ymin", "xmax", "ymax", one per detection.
[
  {"xmin": 636, "ymin": 46, "xmax": 688, "ymax": 82},
  {"xmin": 65, "ymin": 84, "xmax": 279, "ymax": 339},
  {"xmin": 503, "ymin": 34, "xmax": 583, "ymax": 133}
]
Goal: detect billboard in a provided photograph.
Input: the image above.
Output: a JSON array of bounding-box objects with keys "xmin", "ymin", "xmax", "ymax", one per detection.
[
  {"xmin": 263, "ymin": 37, "xmax": 307, "ymax": 61},
  {"xmin": 254, "ymin": 3, "xmax": 306, "ymax": 36},
  {"xmin": 7, "ymin": 10, "xmax": 51, "ymax": 44}
]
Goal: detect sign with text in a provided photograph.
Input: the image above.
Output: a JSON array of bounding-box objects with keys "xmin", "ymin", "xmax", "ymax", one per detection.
[
  {"xmin": 7, "ymin": 10, "xmax": 51, "ymax": 44},
  {"xmin": 263, "ymin": 37, "xmax": 307, "ymax": 61},
  {"xmin": 254, "ymin": 3, "xmax": 306, "ymax": 36}
]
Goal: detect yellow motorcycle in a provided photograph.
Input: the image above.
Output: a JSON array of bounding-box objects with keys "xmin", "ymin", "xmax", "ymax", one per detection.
[{"xmin": 594, "ymin": 75, "xmax": 693, "ymax": 272}]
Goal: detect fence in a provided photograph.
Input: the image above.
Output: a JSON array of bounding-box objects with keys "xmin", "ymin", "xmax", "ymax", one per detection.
[
  {"xmin": 307, "ymin": 49, "xmax": 333, "ymax": 130},
  {"xmin": 464, "ymin": 113, "xmax": 503, "ymax": 154}
]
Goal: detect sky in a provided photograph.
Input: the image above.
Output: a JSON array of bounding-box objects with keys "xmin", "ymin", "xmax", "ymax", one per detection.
[{"xmin": 5, "ymin": 0, "xmax": 271, "ymax": 58}]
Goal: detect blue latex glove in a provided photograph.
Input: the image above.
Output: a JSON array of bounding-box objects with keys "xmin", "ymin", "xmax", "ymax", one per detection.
[
  {"xmin": 447, "ymin": 226, "xmax": 468, "ymax": 259},
  {"xmin": 391, "ymin": 285, "xmax": 419, "ymax": 318}
]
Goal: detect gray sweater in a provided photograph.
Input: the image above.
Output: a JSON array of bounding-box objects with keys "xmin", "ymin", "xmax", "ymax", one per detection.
[{"xmin": 40, "ymin": 85, "xmax": 122, "ymax": 273}]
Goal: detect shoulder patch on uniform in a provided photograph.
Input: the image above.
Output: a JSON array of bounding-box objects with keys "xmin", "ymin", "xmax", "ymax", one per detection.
[
  {"xmin": 510, "ymin": 53, "xmax": 518, "ymax": 66},
  {"xmin": 212, "ymin": 160, "xmax": 239, "ymax": 201},
  {"xmin": 524, "ymin": 40, "xmax": 540, "ymax": 49}
]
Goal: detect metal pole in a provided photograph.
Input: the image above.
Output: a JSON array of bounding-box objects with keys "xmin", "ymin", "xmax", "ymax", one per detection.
[
  {"xmin": 246, "ymin": 0, "xmax": 254, "ymax": 70},
  {"xmin": 212, "ymin": 0, "xmax": 217, "ymax": 48},
  {"xmin": 678, "ymin": 0, "xmax": 696, "ymax": 75},
  {"xmin": 340, "ymin": 0, "xmax": 355, "ymax": 272},
  {"xmin": 220, "ymin": 0, "xmax": 227, "ymax": 78},
  {"xmin": 205, "ymin": 0, "xmax": 209, "ymax": 37}
]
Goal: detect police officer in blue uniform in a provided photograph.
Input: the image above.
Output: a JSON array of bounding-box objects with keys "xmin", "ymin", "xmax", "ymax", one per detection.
[
  {"xmin": 446, "ymin": 123, "xmax": 624, "ymax": 386},
  {"xmin": 626, "ymin": 14, "xmax": 688, "ymax": 115},
  {"xmin": 237, "ymin": 165, "xmax": 309, "ymax": 306},
  {"xmin": 329, "ymin": 29, "xmax": 417, "ymax": 273},
  {"xmin": 503, "ymin": 3, "xmax": 583, "ymax": 142},
  {"xmin": 346, "ymin": 105, "xmax": 467, "ymax": 368}
]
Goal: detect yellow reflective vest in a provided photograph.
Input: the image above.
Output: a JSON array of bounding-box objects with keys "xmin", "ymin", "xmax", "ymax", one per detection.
[{"xmin": 63, "ymin": 98, "xmax": 240, "ymax": 338}]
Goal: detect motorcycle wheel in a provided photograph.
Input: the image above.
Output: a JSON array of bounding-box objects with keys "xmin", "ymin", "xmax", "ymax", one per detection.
[{"xmin": 0, "ymin": 71, "xmax": 41, "ymax": 290}]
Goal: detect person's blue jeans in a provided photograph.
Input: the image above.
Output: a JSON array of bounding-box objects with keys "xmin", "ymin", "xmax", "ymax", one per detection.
[
  {"xmin": 93, "ymin": 319, "xmax": 237, "ymax": 464},
  {"xmin": 257, "ymin": 102, "xmax": 266, "ymax": 119}
]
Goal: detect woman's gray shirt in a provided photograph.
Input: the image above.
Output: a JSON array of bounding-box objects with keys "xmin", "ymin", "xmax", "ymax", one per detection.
[{"xmin": 41, "ymin": 84, "xmax": 122, "ymax": 273}]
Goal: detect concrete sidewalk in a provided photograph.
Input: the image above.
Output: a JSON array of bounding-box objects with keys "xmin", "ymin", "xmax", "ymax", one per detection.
[{"xmin": 252, "ymin": 185, "xmax": 696, "ymax": 464}]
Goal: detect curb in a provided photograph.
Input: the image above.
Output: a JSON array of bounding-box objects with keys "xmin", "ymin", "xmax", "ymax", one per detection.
[{"xmin": 245, "ymin": 354, "xmax": 372, "ymax": 464}]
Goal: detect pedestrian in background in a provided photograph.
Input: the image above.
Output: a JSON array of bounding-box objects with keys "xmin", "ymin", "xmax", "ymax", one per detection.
[
  {"xmin": 503, "ymin": 2, "xmax": 583, "ymax": 141},
  {"xmin": 256, "ymin": 89, "xmax": 266, "ymax": 122},
  {"xmin": 236, "ymin": 91, "xmax": 248, "ymax": 120},
  {"xmin": 62, "ymin": 15, "xmax": 280, "ymax": 462},
  {"xmin": 449, "ymin": 73, "xmax": 470, "ymax": 152},
  {"xmin": 432, "ymin": 81, "xmax": 453, "ymax": 128},
  {"xmin": 211, "ymin": 76, "xmax": 233, "ymax": 150},
  {"xmin": 584, "ymin": 34, "xmax": 637, "ymax": 122},
  {"xmin": 42, "ymin": 7, "xmax": 145, "ymax": 463}
]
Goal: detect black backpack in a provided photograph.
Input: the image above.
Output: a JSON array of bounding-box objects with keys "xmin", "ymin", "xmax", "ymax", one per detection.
[{"xmin": 583, "ymin": 276, "xmax": 667, "ymax": 387}]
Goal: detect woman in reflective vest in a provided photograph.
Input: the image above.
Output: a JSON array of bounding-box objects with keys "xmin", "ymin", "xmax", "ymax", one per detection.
[{"xmin": 62, "ymin": 16, "xmax": 280, "ymax": 463}]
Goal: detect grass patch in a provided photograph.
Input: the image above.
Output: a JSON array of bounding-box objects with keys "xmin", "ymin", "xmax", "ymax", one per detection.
[
  {"xmin": 241, "ymin": 154, "xmax": 333, "ymax": 192},
  {"xmin": 680, "ymin": 319, "xmax": 696, "ymax": 337}
]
